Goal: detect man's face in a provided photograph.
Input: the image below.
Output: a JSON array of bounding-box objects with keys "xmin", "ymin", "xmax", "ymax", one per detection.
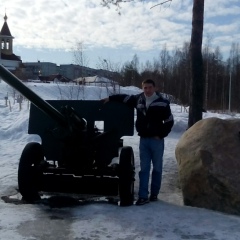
[{"xmin": 142, "ymin": 83, "xmax": 155, "ymax": 97}]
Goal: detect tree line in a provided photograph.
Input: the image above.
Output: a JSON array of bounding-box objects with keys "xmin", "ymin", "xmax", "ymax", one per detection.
[{"xmin": 110, "ymin": 42, "xmax": 240, "ymax": 113}]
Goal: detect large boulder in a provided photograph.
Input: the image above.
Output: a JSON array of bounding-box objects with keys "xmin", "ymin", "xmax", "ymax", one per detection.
[{"xmin": 175, "ymin": 117, "xmax": 240, "ymax": 215}]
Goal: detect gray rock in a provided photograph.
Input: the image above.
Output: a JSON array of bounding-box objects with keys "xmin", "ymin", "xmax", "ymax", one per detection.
[{"xmin": 175, "ymin": 117, "xmax": 240, "ymax": 215}]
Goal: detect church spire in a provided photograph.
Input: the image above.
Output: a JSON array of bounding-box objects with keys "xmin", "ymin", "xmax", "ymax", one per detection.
[{"xmin": 1, "ymin": 12, "xmax": 12, "ymax": 36}]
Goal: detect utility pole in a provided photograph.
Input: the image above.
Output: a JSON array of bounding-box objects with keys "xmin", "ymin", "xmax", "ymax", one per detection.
[{"xmin": 228, "ymin": 67, "xmax": 232, "ymax": 113}]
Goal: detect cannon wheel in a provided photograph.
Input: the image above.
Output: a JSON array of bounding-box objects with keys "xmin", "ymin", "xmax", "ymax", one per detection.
[
  {"xmin": 119, "ymin": 146, "xmax": 135, "ymax": 206},
  {"xmin": 18, "ymin": 142, "xmax": 44, "ymax": 203}
]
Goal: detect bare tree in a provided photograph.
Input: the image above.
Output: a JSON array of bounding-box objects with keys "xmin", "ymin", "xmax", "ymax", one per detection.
[
  {"xmin": 72, "ymin": 41, "xmax": 90, "ymax": 99},
  {"xmin": 202, "ymin": 34, "xmax": 213, "ymax": 110},
  {"xmin": 73, "ymin": 41, "xmax": 89, "ymax": 67},
  {"xmin": 54, "ymin": 41, "xmax": 89, "ymax": 100},
  {"xmin": 159, "ymin": 44, "xmax": 171, "ymax": 93},
  {"xmin": 96, "ymin": 58, "xmax": 122, "ymax": 95},
  {"xmin": 122, "ymin": 56, "xmax": 141, "ymax": 88},
  {"xmin": 229, "ymin": 42, "xmax": 240, "ymax": 111},
  {"xmin": 170, "ymin": 42, "xmax": 191, "ymax": 106}
]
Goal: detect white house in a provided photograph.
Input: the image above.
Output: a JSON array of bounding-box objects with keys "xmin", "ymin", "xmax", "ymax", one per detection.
[{"xmin": 74, "ymin": 75, "xmax": 119, "ymax": 87}]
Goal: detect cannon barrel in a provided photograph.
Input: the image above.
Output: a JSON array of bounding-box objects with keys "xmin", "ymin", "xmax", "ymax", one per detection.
[{"xmin": 0, "ymin": 64, "xmax": 67, "ymax": 127}]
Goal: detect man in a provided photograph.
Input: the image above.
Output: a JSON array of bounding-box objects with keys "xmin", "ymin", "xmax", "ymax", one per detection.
[{"xmin": 103, "ymin": 79, "xmax": 174, "ymax": 205}]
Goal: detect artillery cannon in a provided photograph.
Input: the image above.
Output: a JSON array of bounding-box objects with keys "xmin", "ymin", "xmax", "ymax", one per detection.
[{"xmin": 0, "ymin": 65, "xmax": 135, "ymax": 206}]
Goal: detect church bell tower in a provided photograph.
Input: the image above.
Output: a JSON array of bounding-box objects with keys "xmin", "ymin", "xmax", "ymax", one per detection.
[{"xmin": 0, "ymin": 13, "xmax": 14, "ymax": 55}]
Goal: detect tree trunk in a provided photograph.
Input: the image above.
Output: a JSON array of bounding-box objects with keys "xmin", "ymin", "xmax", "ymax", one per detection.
[{"xmin": 188, "ymin": 0, "xmax": 205, "ymax": 128}]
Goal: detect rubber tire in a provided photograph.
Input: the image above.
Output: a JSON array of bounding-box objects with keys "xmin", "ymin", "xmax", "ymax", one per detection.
[
  {"xmin": 18, "ymin": 142, "xmax": 44, "ymax": 203},
  {"xmin": 119, "ymin": 146, "xmax": 135, "ymax": 206}
]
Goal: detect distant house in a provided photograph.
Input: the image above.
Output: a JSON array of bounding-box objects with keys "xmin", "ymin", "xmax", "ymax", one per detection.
[
  {"xmin": 49, "ymin": 74, "xmax": 71, "ymax": 83},
  {"xmin": 38, "ymin": 73, "xmax": 71, "ymax": 83},
  {"xmin": 74, "ymin": 75, "xmax": 119, "ymax": 87},
  {"xmin": 0, "ymin": 14, "xmax": 22, "ymax": 71},
  {"xmin": 37, "ymin": 75, "xmax": 49, "ymax": 82}
]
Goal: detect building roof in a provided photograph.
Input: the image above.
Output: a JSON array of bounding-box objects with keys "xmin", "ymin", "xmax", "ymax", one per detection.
[
  {"xmin": 39, "ymin": 74, "xmax": 71, "ymax": 82},
  {"xmin": 49, "ymin": 74, "xmax": 71, "ymax": 82},
  {"xmin": 1, "ymin": 53, "xmax": 21, "ymax": 61},
  {"xmin": 74, "ymin": 75, "xmax": 118, "ymax": 85},
  {"xmin": 0, "ymin": 14, "xmax": 12, "ymax": 36}
]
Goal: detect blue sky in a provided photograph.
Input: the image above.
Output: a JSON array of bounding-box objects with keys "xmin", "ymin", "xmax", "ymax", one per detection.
[{"xmin": 1, "ymin": 0, "xmax": 240, "ymax": 68}]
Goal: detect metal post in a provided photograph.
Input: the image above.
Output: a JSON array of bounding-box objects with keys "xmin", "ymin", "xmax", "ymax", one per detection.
[{"xmin": 228, "ymin": 69, "xmax": 232, "ymax": 113}]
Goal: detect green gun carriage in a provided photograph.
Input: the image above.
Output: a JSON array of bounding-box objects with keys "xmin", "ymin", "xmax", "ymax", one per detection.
[{"xmin": 0, "ymin": 65, "xmax": 135, "ymax": 206}]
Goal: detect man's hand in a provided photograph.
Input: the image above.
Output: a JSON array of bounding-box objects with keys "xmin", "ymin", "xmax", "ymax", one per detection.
[{"xmin": 101, "ymin": 98, "xmax": 109, "ymax": 104}]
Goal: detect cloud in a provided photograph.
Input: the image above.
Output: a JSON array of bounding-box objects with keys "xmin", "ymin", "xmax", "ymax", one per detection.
[{"xmin": 1, "ymin": 0, "xmax": 239, "ymax": 64}]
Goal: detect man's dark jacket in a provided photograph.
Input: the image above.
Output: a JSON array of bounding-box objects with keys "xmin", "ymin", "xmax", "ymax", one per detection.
[{"xmin": 109, "ymin": 92, "xmax": 174, "ymax": 139}]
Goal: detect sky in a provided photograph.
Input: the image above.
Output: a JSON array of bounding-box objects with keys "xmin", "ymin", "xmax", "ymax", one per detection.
[
  {"xmin": 1, "ymin": 79, "xmax": 240, "ymax": 238},
  {"xmin": 1, "ymin": 0, "xmax": 239, "ymax": 68}
]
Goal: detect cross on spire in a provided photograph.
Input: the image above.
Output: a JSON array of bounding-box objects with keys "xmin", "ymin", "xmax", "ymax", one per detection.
[{"xmin": 4, "ymin": 9, "xmax": 7, "ymax": 22}]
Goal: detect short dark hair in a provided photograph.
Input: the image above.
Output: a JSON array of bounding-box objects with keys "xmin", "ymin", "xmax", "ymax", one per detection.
[{"xmin": 142, "ymin": 79, "xmax": 155, "ymax": 87}]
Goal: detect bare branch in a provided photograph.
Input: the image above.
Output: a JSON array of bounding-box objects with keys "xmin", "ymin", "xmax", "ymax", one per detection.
[
  {"xmin": 101, "ymin": 0, "xmax": 133, "ymax": 7},
  {"xmin": 150, "ymin": 0, "xmax": 172, "ymax": 10},
  {"xmin": 102, "ymin": 0, "xmax": 133, "ymax": 4},
  {"xmin": 101, "ymin": 0, "xmax": 173, "ymax": 13}
]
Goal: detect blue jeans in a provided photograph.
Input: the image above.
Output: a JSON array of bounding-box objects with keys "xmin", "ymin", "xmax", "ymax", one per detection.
[{"xmin": 138, "ymin": 137, "xmax": 164, "ymax": 199}]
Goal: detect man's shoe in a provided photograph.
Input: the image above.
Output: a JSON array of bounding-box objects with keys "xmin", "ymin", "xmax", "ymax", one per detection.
[
  {"xmin": 135, "ymin": 198, "xmax": 149, "ymax": 206},
  {"xmin": 149, "ymin": 195, "xmax": 158, "ymax": 201}
]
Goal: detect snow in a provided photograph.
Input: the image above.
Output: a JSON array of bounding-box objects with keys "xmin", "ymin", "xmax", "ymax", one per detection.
[{"xmin": 1, "ymin": 79, "xmax": 240, "ymax": 239}]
